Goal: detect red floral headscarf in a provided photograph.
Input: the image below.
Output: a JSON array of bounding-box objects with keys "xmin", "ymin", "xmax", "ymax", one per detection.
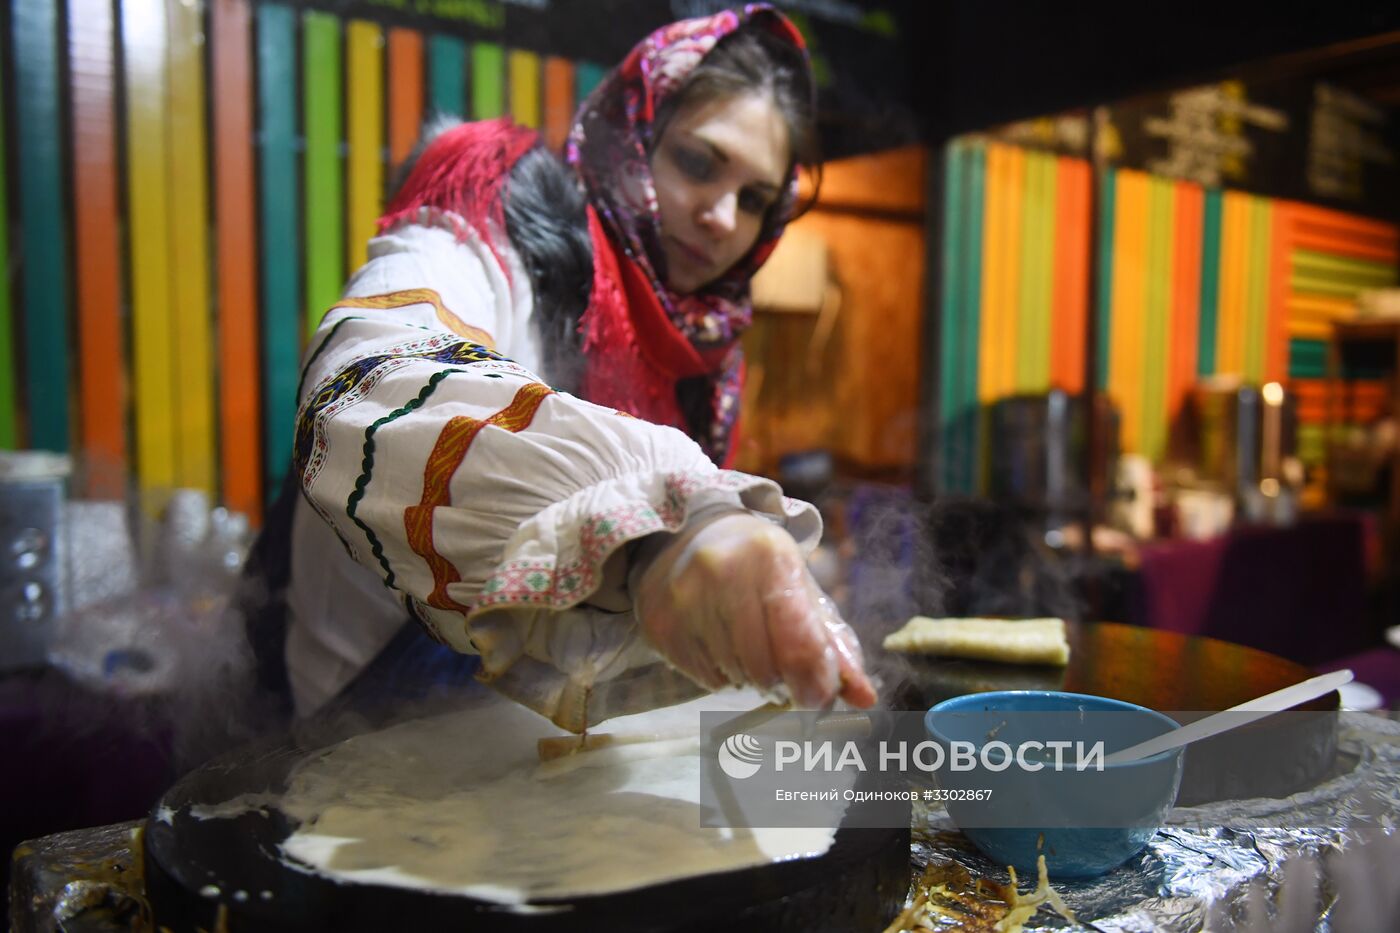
[
  {"xmin": 379, "ymin": 4, "xmax": 810, "ymax": 467},
  {"xmin": 567, "ymin": 4, "xmax": 809, "ymax": 465}
]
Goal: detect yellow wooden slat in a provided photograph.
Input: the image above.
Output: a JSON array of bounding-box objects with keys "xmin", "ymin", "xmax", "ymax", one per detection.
[
  {"xmin": 167, "ymin": 0, "xmax": 215, "ymax": 496},
  {"xmin": 1109, "ymin": 169, "xmax": 1149, "ymax": 454},
  {"xmin": 122, "ymin": 0, "xmax": 175, "ymax": 511},
  {"xmin": 346, "ymin": 20, "xmax": 384, "ymax": 272},
  {"xmin": 1287, "ymin": 294, "xmax": 1355, "ymax": 320},
  {"xmin": 1217, "ymin": 191, "xmax": 1249, "ymax": 377},
  {"xmin": 508, "ymin": 49, "xmax": 541, "ymax": 129},
  {"xmin": 999, "ymin": 146, "xmax": 1025, "ymax": 399}
]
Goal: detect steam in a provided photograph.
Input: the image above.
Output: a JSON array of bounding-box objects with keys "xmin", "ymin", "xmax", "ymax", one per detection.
[{"xmin": 838, "ymin": 491, "xmax": 1084, "ymax": 708}]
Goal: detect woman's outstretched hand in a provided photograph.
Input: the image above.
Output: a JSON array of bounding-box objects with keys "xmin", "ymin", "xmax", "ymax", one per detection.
[{"xmin": 632, "ymin": 511, "xmax": 878, "ymax": 709}]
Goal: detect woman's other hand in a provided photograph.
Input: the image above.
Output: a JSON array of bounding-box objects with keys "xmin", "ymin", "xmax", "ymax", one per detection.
[{"xmin": 632, "ymin": 512, "xmax": 877, "ymax": 709}]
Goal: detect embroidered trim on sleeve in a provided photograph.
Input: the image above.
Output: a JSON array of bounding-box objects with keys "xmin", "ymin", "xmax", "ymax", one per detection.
[
  {"xmin": 470, "ymin": 472, "xmax": 754, "ymax": 614},
  {"xmin": 336, "ymin": 287, "xmax": 498, "ymax": 349},
  {"xmin": 405, "ymin": 382, "xmax": 555, "ymax": 613},
  {"xmin": 345, "ymin": 368, "xmax": 462, "ymax": 588},
  {"xmin": 294, "ymin": 333, "xmax": 509, "ymax": 490}
]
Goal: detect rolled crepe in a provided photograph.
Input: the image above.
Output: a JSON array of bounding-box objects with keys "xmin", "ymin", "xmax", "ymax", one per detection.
[{"xmin": 882, "ymin": 617, "xmax": 1070, "ymax": 667}]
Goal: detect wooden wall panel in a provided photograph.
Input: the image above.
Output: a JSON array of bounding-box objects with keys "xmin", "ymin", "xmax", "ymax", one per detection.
[
  {"xmin": 68, "ymin": 0, "xmax": 126, "ymax": 491},
  {"xmin": 169, "ymin": 0, "xmax": 217, "ymax": 496},
  {"xmin": 303, "ymin": 11, "xmax": 344, "ymax": 338},
  {"xmin": 14, "ymin": 0, "xmax": 71, "ymax": 453},
  {"xmin": 508, "ymin": 49, "xmax": 540, "ymax": 128},
  {"xmin": 123, "ymin": 0, "xmax": 176, "ymax": 508},
  {"xmin": 212, "ymin": 0, "xmax": 263, "ymax": 522},
  {"xmin": 0, "ymin": 61, "xmax": 15, "ymax": 450},
  {"xmin": 347, "ymin": 20, "xmax": 385, "ymax": 272},
  {"xmin": 471, "ymin": 41, "xmax": 504, "ymax": 118},
  {"xmin": 738, "ymin": 146, "xmax": 926, "ymax": 475},
  {"xmin": 388, "ymin": 28, "xmax": 425, "ymax": 166},
  {"xmin": 428, "ymin": 33, "xmax": 466, "ymax": 119},
  {"xmin": 257, "ymin": 3, "xmax": 301, "ymax": 493}
]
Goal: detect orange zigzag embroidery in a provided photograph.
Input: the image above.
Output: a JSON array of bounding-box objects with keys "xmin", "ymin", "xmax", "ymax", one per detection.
[
  {"xmin": 404, "ymin": 382, "xmax": 555, "ymax": 613},
  {"xmin": 334, "ymin": 288, "xmax": 497, "ymax": 349}
]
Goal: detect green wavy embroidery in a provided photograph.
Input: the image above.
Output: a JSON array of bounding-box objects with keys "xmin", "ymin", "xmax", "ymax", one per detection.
[{"xmin": 346, "ymin": 368, "xmax": 459, "ymax": 588}]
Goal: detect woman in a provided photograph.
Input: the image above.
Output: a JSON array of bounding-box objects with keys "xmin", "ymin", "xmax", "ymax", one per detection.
[{"xmin": 246, "ymin": 4, "xmax": 876, "ymax": 733}]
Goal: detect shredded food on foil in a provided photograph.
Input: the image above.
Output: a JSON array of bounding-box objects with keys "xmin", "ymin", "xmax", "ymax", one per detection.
[{"xmin": 883, "ymin": 855, "xmax": 1076, "ymax": 933}]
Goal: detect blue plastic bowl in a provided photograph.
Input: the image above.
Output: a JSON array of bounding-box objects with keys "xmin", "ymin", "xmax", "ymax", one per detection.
[{"xmin": 924, "ymin": 691, "xmax": 1183, "ymax": 879}]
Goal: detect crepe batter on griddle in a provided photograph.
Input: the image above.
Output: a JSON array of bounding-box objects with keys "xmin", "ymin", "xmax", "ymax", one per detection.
[{"xmin": 277, "ymin": 691, "xmax": 841, "ymax": 908}]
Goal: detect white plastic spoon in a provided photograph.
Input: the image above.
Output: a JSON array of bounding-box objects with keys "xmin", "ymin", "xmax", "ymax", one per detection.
[{"xmin": 1103, "ymin": 669, "xmax": 1354, "ymax": 766}]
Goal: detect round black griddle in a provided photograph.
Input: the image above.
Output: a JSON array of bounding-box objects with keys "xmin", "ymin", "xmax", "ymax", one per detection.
[{"xmin": 144, "ymin": 727, "xmax": 911, "ymax": 932}]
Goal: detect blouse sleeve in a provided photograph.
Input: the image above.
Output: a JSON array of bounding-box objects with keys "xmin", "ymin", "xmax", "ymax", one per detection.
[{"xmin": 294, "ymin": 215, "xmax": 821, "ymax": 732}]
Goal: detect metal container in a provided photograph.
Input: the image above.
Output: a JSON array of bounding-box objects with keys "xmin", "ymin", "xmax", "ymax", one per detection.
[
  {"xmin": 1186, "ymin": 380, "xmax": 1298, "ymax": 505},
  {"xmin": 0, "ymin": 452, "xmax": 70, "ymax": 671},
  {"xmin": 988, "ymin": 390, "xmax": 1120, "ymax": 526}
]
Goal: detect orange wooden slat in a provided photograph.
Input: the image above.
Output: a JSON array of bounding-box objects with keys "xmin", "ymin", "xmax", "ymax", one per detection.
[
  {"xmin": 1108, "ymin": 169, "xmax": 1150, "ymax": 453},
  {"xmin": 1289, "ymin": 202, "xmax": 1399, "ymax": 245},
  {"xmin": 1050, "ymin": 156, "xmax": 1089, "ymax": 393},
  {"xmin": 69, "ymin": 0, "xmax": 127, "ymax": 497},
  {"xmin": 1216, "ymin": 192, "xmax": 1249, "ymax": 378},
  {"xmin": 388, "ymin": 28, "xmax": 425, "ymax": 169},
  {"xmin": 1169, "ymin": 182, "xmax": 1203, "ymax": 423},
  {"xmin": 211, "ymin": 0, "xmax": 262, "ymax": 523},
  {"xmin": 542, "ymin": 56, "xmax": 575, "ymax": 152},
  {"xmin": 977, "ymin": 143, "xmax": 1007, "ymax": 405},
  {"xmin": 1290, "ymin": 228, "xmax": 1398, "ymax": 265}
]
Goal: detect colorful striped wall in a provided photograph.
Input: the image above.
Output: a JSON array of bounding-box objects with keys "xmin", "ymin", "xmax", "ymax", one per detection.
[
  {"xmin": 939, "ymin": 138, "xmax": 1400, "ymax": 494},
  {"xmin": 0, "ymin": 0, "xmax": 602, "ymax": 524},
  {"xmin": 1284, "ymin": 206, "xmax": 1400, "ymax": 467}
]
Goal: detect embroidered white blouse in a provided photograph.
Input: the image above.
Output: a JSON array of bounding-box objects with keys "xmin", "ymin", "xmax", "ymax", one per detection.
[{"xmin": 284, "ymin": 211, "xmax": 820, "ymax": 730}]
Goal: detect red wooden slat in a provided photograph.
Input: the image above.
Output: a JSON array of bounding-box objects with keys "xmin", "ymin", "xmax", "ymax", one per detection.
[{"xmin": 212, "ymin": 0, "xmax": 262, "ymax": 522}]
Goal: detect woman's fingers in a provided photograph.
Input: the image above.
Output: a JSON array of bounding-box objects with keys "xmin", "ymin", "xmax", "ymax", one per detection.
[
  {"xmin": 633, "ymin": 512, "xmax": 877, "ymax": 707},
  {"xmin": 762, "ymin": 580, "xmax": 840, "ymax": 708},
  {"xmin": 816, "ymin": 598, "xmax": 878, "ymax": 708},
  {"xmin": 833, "ymin": 639, "xmax": 878, "ymax": 707}
]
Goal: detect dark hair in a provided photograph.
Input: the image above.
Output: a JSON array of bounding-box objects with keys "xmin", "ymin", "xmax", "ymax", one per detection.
[
  {"xmin": 653, "ymin": 24, "xmax": 823, "ymax": 223},
  {"xmin": 503, "ymin": 146, "xmax": 592, "ymax": 391}
]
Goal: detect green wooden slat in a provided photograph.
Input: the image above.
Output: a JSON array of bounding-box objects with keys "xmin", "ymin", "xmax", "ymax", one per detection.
[
  {"xmin": 1288, "ymin": 338, "xmax": 1326, "ymax": 379},
  {"xmin": 258, "ymin": 4, "xmax": 300, "ymax": 492},
  {"xmin": 303, "ymin": 11, "xmax": 343, "ymax": 340},
  {"xmin": 1198, "ymin": 188, "xmax": 1222, "ymax": 376},
  {"xmin": 471, "ymin": 41, "xmax": 505, "ymax": 119},
  {"xmin": 961, "ymin": 143, "xmax": 985, "ymax": 493},
  {"xmin": 1288, "ymin": 275, "xmax": 1375, "ymax": 298},
  {"xmin": 13, "ymin": 0, "xmax": 71, "ymax": 452},
  {"xmin": 0, "ymin": 62, "xmax": 16, "ymax": 449},
  {"xmin": 428, "ymin": 34, "xmax": 466, "ymax": 119},
  {"xmin": 1094, "ymin": 168, "xmax": 1116, "ymax": 390},
  {"xmin": 575, "ymin": 61, "xmax": 606, "ymax": 106},
  {"xmin": 1293, "ymin": 249, "xmax": 1398, "ymax": 284},
  {"xmin": 1016, "ymin": 152, "xmax": 1039, "ymax": 393},
  {"xmin": 1245, "ymin": 198, "xmax": 1270, "ymax": 383}
]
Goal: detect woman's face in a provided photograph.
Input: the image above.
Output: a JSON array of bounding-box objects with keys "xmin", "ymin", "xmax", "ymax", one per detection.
[{"xmin": 650, "ymin": 91, "xmax": 790, "ymax": 294}]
